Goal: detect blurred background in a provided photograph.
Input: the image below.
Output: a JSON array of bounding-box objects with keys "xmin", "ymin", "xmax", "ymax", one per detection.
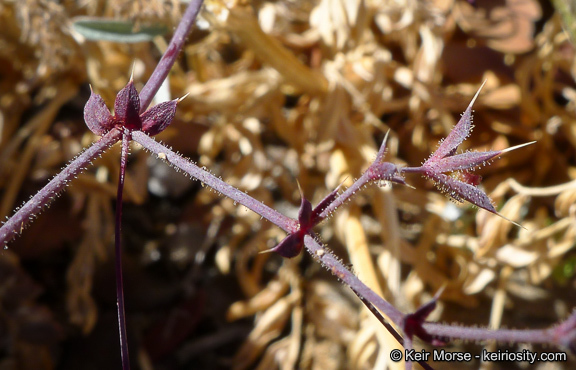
[{"xmin": 0, "ymin": 0, "xmax": 575, "ymax": 368}]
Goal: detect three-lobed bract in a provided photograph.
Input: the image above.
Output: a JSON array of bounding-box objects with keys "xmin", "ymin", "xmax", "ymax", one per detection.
[
  {"xmin": 2, "ymin": 0, "xmax": 569, "ymax": 363},
  {"xmin": 417, "ymin": 83, "xmax": 535, "ymax": 220},
  {"xmin": 84, "ymin": 80, "xmax": 181, "ymax": 136}
]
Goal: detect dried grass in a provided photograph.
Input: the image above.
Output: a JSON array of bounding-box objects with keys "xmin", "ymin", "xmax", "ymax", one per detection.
[{"xmin": 1, "ymin": 0, "xmax": 575, "ymax": 369}]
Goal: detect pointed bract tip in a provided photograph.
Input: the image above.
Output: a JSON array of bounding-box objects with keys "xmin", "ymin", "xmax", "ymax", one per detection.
[
  {"xmin": 258, "ymin": 248, "xmax": 275, "ymax": 255},
  {"xmin": 494, "ymin": 212, "xmax": 527, "ymax": 230},
  {"xmin": 383, "ymin": 129, "xmax": 390, "ymax": 143},
  {"xmin": 129, "ymin": 61, "xmax": 136, "ymax": 82},
  {"xmin": 296, "ymin": 179, "xmax": 303, "ymax": 197},
  {"xmin": 178, "ymin": 92, "xmax": 191, "ymax": 103},
  {"xmin": 434, "ymin": 284, "xmax": 447, "ymax": 299},
  {"xmin": 376, "ymin": 129, "xmax": 390, "ymax": 161},
  {"xmin": 500, "ymin": 141, "xmax": 537, "ymax": 154},
  {"xmin": 403, "ymin": 182, "xmax": 416, "ymax": 190},
  {"xmin": 468, "ymin": 80, "xmax": 487, "ymax": 109}
]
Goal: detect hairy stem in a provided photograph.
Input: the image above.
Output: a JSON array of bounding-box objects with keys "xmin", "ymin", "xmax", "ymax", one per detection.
[
  {"xmin": 303, "ymin": 234, "xmax": 405, "ymax": 325},
  {"xmin": 115, "ymin": 129, "xmax": 131, "ymax": 370},
  {"xmin": 0, "ymin": 129, "xmax": 122, "ymax": 247},
  {"xmin": 139, "ymin": 0, "xmax": 205, "ymax": 111},
  {"xmin": 423, "ymin": 321, "xmax": 570, "ymax": 346},
  {"xmin": 317, "ymin": 171, "xmax": 372, "ymax": 219},
  {"xmin": 0, "ymin": 0, "xmax": 206, "ymax": 247},
  {"xmin": 131, "ymin": 131, "xmax": 298, "ymax": 232},
  {"xmin": 135, "ymin": 127, "xmax": 576, "ymax": 352},
  {"xmin": 317, "ymin": 134, "xmax": 404, "ymax": 220},
  {"xmin": 400, "ymin": 166, "xmax": 426, "ymax": 174}
]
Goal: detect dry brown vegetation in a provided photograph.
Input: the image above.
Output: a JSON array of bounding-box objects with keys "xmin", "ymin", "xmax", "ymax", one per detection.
[{"xmin": 0, "ymin": 0, "xmax": 575, "ymax": 369}]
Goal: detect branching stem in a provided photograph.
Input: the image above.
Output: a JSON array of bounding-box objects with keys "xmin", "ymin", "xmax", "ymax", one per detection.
[
  {"xmin": 115, "ymin": 129, "xmax": 131, "ymax": 370},
  {"xmin": 132, "ymin": 131, "xmax": 298, "ymax": 233},
  {"xmin": 0, "ymin": 129, "xmax": 122, "ymax": 247},
  {"xmin": 1, "ymin": 0, "xmax": 574, "ymax": 367},
  {"xmin": 139, "ymin": 0, "xmax": 204, "ymax": 111}
]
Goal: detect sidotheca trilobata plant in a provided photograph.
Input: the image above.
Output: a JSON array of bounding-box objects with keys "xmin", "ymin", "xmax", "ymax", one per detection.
[{"xmin": 1, "ymin": 1, "xmax": 575, "ymax": 369}]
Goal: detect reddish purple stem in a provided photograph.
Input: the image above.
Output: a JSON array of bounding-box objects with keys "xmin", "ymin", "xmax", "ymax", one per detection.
[
  {"xmin": 423, "ymin": 320, "xmax": 575, "ymax": 348},
  {"xmin": 138, "ymin": 0, "xmax": 204, "ymax": 112},
  {"xmin": 2, "ymin": 1, "xmax": 571, "ymax": 365},
  {"xmin": 131, "ymin": 131, "xmax": 298, "ymax": 233},
  {"xmin": 115, "ymin": 129, "xmax": 131, "ymax": 370},
  {"xmin": 0, "ymin": 129, "xmax": 122, "ymax": 247},
  {"xmin": 304, "ymin": 234, "xmax": 405, "ymax": 325}
]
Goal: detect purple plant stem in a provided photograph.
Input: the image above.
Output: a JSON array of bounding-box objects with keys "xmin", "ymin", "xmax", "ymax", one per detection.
[
  {"xmin": 317, "ymin": 161, "xmax": 403, "ymax": 219},
  {"xmin": 138, "ymin": 0, "xmax": 205, "ymax": 112},
  {"xmin": 109, "ymin": 130, "xmax": 576, "ymax": 354},
  {"xmin": 316, "ymin": 137, "xmax": 389, "ymax": 219},
  {"xmin": 317, "ymin": 133, "xmax": 403, "ymax": 219},
  {"xmin": 304, "ymin": 234, "xmax": 435, "ymax": 369},
  {"xmin": 135, "ymin": 126, "xmax": 410, "ymax": 333},
  {"xmin": 0, "ymin": 129, "xmax": 122, "ymax": 247},
  {"xmin": 353, "ymin": 286, "xmax": 405, "ymax": 344},
  {"xmin": 400, "ymin": 166, "xmax": 425, "ymax": 174},
  {"xmin": 423, "ymin": 321, "xmax": 568, "ymax": 345},
  {"xmin": 133, "ymin": 130, "xmax": 410, "ymax": 342},
  {"xmin": 115, "ymin": 129, "xmax": 131, "ymax": 370},
  {"xmin": 132, "ymin": 128, "xmax": 408, "ymax": 339},
  {"xmin": 404, "ymin": 336, "xmax": 414, "ymax": 370},
  {"xmin": 131, "ymin": 131, "xmax": 298, "ymax": 233},
  {"xmin": 303, "ymin": 234, "xmax": 404, "ymax": 325},
  {"xmin": 317, "ymin": 171, "xmax": 372, "ymax": 219}
]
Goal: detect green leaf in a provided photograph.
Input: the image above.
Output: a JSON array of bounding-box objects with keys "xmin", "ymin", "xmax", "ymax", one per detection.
[
  {"xmin": 72, "ymin": 17, "xmax": 168, "ymax": 43},
  {"xmin": 553, "ymin": 255, "xmax": 576, "ymax": 285}
]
